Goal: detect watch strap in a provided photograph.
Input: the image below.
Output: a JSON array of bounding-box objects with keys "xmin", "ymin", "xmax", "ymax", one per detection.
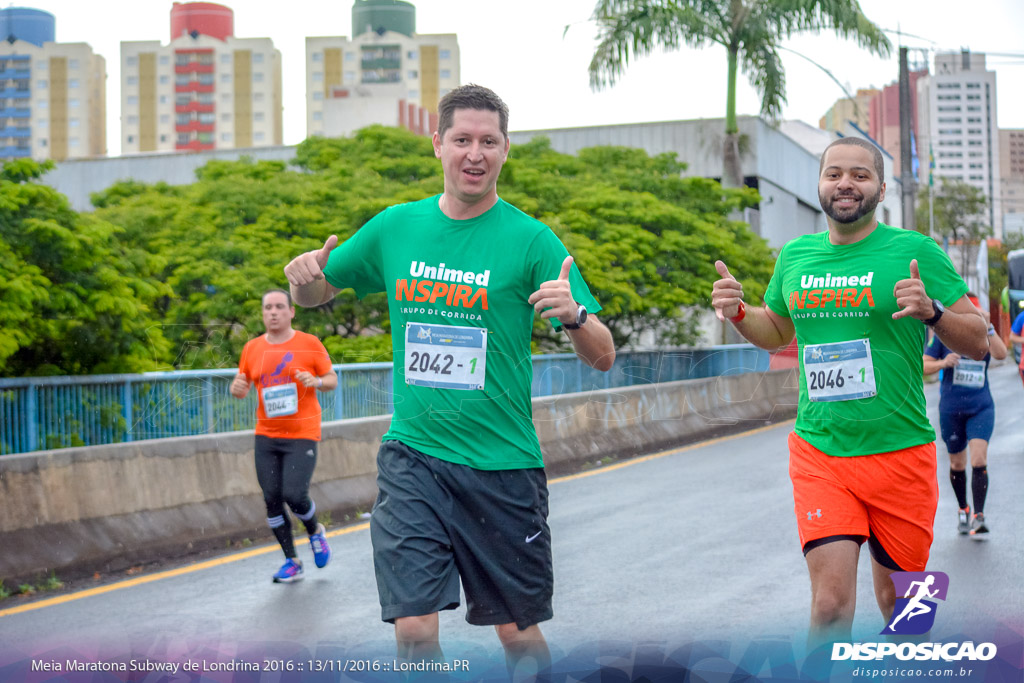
[{"xmin": 728, "ymin": 301, "xmax": 746, "ymax": 324}]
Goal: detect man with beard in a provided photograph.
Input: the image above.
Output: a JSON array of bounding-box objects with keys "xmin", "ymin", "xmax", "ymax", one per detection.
[{"xmin": 711, "ymin": 137, "xmax": 988, "ymax": 646}]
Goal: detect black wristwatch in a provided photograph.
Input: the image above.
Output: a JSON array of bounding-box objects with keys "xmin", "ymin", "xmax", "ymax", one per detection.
[
  {"xmin": 562, "ymin": 303, "xmax": 588, "ymax": 330},
  {"xmin": 923, "ymin": 298, "xmax": 945, "ymax": 326}
]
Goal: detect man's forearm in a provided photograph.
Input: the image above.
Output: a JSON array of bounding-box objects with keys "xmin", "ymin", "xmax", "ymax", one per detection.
[
  {"xmin": 290, "ymin": 280, "xmax": 333, "ymax": 308},
  {"xmin": 732, "ymin": 306, "xmax": 794, "ymax": 351},
  {"xmin": 933, "ymin": 311, "xmax": 988, "ymax": 361},
  {"xmin": 568, "ymin": 317, "xmax": 615, "ymax": 371}
]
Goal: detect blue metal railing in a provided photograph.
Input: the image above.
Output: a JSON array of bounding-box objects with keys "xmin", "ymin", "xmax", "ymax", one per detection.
[{"xmin": 0, "ymin": 346, "xmax": 770, "ymax": 455}]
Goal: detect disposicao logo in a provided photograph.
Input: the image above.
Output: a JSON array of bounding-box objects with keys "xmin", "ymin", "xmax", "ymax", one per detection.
[
  {"xmin": 831, "ymin": 571, "xmax": 998, "ymax": 663},
  {"xmin": 882, "ymin": 571, "xmax": 948, "ymax": 635}
]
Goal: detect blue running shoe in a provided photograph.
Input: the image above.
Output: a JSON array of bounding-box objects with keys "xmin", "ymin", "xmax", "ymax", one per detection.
[
  {"xmin": 272, "ymin": 558, "xmax": 304, "ymax": 583},
  {"xmin": 310, "ymin": 523, "xmax": 332, "ymax": 568}
]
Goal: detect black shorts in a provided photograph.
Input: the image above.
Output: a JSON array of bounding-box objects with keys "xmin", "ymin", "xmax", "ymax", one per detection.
[
  {"xmin": 370, "ymin": 440, "xmax": 553, "ymax": 630},
  {"xmin": 939, "ymin": 403, "xmax": 995, "ymax": 453}
]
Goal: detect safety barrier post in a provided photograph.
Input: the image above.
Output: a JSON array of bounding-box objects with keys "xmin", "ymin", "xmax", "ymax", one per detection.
[
  {"xmin": 26, "ymin": 381, "xmax": 38, "ymax": 453},
  {"xmin": 123, "ymin": 380, "xmax": 134, "ymax": 442}
]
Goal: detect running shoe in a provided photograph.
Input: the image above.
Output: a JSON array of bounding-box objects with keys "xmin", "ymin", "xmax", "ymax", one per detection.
[
  {"xmin": 309, "ymin": 523, "xmax": 332, "ymax": 568},
  {"xmin": 272, "ymin": 558, "xmax": 304, "ymax": 583},
  {"xmin": 969, "ymin": 513, "xmax": 989, "ymax": 536},
  {"xmin": 957, "ymin": 507, "xmax": 971, "ymax": 535}
]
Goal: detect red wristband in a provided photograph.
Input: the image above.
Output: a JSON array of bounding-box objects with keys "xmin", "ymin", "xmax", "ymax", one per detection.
[{"xmin": 729, "ymin": 301, "xmax": 746, "ymax": 324}]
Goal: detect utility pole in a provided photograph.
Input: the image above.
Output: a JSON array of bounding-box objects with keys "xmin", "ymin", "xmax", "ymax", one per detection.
[{"xmin": 898, "ymin": 47, "xmax": 917, "ymax": 232}]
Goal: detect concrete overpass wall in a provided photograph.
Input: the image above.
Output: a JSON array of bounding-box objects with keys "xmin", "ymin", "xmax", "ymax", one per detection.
[
  {"xmin": 41, "ymin": 145, "xmax": 298, "ymax": 211},
  {"xmin": 0, "ymin": 370, "xmax": 796, "ymax": 583}
]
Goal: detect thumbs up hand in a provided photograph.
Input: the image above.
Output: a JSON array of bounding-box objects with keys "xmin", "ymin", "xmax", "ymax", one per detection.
[
  {"xmin": 712, "ymin": 260, "xmax": 744, "ymax": 322},
  {"xmin": 284, "ymin": 235, "xmax": 339, "ymax": 286},
  {"xmin": 528, "ymin": 255, "xmax": 578, "ymax": 323},
  {"xmin": 892, "ymin": 259, "xmax": 932, "ymax": 321}
]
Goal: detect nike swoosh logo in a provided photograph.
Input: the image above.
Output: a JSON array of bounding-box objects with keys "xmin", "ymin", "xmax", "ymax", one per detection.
[{"xmin": 525, "ymin": 531, "xmax": 542, "ymax": 543}]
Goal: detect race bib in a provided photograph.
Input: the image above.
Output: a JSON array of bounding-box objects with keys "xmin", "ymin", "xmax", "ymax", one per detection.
[
  {"xmin": 803, "ymin": 339, "xmax": 877, "ymax": 402},
  {"xmin": 405, "ymin": 322, "xmax": 486, "ymax": 390},
  {"xmin": 262, "ymin": 383, "xmax": 299, "ymax": 417},
  {"xmin": 952, "ymin": 359, "xmax": 986, "ymax": 388}
]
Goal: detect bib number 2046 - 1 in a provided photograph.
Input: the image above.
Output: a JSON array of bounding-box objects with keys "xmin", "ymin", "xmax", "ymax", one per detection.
[{"xmin": 803, "ymin": 339, "xmax": 877, "ymax": 402}]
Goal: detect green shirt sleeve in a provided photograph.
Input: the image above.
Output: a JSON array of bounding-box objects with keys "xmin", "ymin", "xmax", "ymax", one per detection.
[
  {"xmin": 764, "ymin": 245, "xmax": 790, "ymax": 318},
  {"xmin": 323, "ymin": 209, "xmax": 386, "ymax": 298},
  {"xmin": 526, "ymin": 228, "xmax": 602, "ymax": 328}
]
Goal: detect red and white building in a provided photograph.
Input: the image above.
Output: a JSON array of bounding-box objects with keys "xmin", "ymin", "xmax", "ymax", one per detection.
[{"xmin": 120, "ymin": 2, "xmax": 282, "ymax": 153}]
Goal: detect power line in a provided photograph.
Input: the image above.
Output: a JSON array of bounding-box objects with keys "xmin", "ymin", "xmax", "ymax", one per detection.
[
  {"xmin": 877, "ymin": 27, "xmax": 1024, "ymax": 61},
  {"xmin": 879, "ymin": 27, "xmax": 937, "ymax": 45}
]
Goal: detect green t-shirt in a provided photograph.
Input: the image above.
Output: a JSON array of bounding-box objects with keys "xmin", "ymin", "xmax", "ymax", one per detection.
[
  {"xmin": 323, "ymin": 195, "xmax": 601, "ymax": 470},
  {"xmin": 764, "ymin": 223, "xmax": 968, "ymax": 457}
]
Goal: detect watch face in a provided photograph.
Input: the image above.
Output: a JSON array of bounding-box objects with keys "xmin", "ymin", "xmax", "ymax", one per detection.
[{"xmin": 577, "ymin": 305, "xmax": 588, "ymax": 326}]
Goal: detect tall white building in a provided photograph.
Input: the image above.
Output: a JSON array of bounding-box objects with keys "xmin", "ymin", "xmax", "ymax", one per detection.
[
  {"xmin": 306, "ymin": 0, "xmax": 459, "ymax": 138},
  {"xmin": 916, "ymin": 50, "xmax": 1001, "ymax": 236},
  {"xmin": 0, "ymin": 7, "xmax": 106, "ymax": 161},
  {"xmin": 120, "ymin": 2, "xmax": 282, "ymax": 154}
]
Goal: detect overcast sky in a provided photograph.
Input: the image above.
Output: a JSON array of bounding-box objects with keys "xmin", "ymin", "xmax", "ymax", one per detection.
[{"xmin": 22, "ymin": 0, "xmax": 1024, "ymax": 156}]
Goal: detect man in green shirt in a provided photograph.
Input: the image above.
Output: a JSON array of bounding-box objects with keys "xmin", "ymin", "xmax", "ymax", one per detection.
[
  {"xmin": 284, "ymin": 84, "xmax": 615, "ymax": 675},
  {"xmin": 712, "ymin": 137, "xmax": 988, "ymax": 645}
]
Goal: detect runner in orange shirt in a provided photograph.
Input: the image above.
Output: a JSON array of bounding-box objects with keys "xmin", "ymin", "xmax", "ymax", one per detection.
[{"xmin": 231, "ymin": 289, "xmax": 338, "ymax": 582}]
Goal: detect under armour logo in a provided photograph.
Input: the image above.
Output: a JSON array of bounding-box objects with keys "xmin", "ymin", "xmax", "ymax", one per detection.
[{"xmin": 807, "ymin": 509, "xmax": 822, "ymax": 520}]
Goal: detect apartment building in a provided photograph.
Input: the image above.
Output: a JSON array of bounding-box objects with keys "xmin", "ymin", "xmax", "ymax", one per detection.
[
  {"xmin": 120, "ymin": 2, "xmax": 282, "ymax": 153},
  {"xmin": 1001, "ymin": 129, "xmax": 1024, "ymax": 236},
  {"xmin": 916, "ymin": 50, "xmax": 1001, "ymax": 235},
  {"xmin": 0, "ymin": 7, "xmax": 106, "ymax": 161},
  {"xmin": 819, "ymin": 88, "xmax": 878, "ymax": 134},
  {"xmin": 306, "ymin": 0, "xmax": 459, "ymax": 138}
]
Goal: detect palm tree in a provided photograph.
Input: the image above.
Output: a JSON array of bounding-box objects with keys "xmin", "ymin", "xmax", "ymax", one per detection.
[{"xmin": 588, "ymin": 0, "xmax": 891, "ymax": 188}]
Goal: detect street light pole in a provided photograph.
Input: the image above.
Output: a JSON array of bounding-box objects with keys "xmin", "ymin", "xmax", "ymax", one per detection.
[{"xmin": 899, "ymin": 47, "xmax": 917, "ymax": 232}]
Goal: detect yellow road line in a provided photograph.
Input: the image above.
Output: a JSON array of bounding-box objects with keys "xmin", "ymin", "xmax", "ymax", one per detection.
[
  {"xmin": 0, "ymin": 420, "xmax": 791, "ymax": 618},
  {"xmin": 0, "ymin": 523, "xmax": 369, "ymax": 618}
]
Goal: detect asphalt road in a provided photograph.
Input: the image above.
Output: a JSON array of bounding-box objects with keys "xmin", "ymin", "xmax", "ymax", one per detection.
[{"xmin": 1, "ymin": 362, "xmax": 1022, "ymax": 680}]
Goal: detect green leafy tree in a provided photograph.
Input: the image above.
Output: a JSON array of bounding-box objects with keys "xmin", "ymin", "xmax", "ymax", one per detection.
[
  {"xmin": 586, "ymin": 0, "xmax": 890, "ymax": 188},
  {"xmin": 65, "ymin": 126, "xmax": 774, "ymax": 370},
  {"xmin": 916, "ymin": 177, "xmax": 991, "ymax": 279},
  {"xmin": 502, "ymin": 137, "xmax": 773, "ymax": 349},
  {"xmin": 91, "ymin": 129, "xmax": 442, "ymax": 370},
  {"xmin": 0, "ymin": 159, "xmax": 171, "ymax": 376}
]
